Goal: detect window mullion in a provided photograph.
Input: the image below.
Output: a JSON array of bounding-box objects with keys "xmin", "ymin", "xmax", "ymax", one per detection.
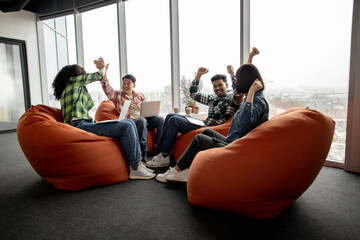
[
  {"xmin": 36, "ymin": 18, "xmax": 48, "ymax": 105},
  {"xmin": 117, "ymin": 0, "xmax": 128, "ymax": 88},
  {"xmin": 240, "ymin": 0, "xmax": 250, "ymax": 65},
  {"xmin": 170, "ymin": 0, "xmax": 180, "ymax": 109},
  {"xmin": 74, "ymin": 10, "xmax": 84, "ymax": 67}
]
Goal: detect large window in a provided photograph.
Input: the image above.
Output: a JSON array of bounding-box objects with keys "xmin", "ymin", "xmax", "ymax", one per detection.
[
  {"xmin": 250, "ymin": 0, "xmax": 353, "ymax": 163},
  {"xmin": 41, "ymin": 15, "xmax": 76, "ymax": 107},
  {"xmin": 125, "ymin": 0, "xmax": 172, "ymax": 114},
  {"xmin": 81, "ymin": 4, "xmax": 120, "ymax": 118},
  {"xmin": 38, "ymin": 1, "xmax": 357, "ymax": 168},
  {"xmin": 178, "ymin": 0, "xmax": 240, "ymax": 112},
  {"xmin": 0, "ymin": 37, "xmax": 30, "ymax": 132}
]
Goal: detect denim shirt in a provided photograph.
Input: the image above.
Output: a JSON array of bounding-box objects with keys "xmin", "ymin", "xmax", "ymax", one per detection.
[{"xmin": 225, "ymin": 90, "xmax": 269, "ymax": 144}]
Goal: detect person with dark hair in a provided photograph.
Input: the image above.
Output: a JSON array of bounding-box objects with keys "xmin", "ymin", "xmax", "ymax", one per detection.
[
  {"xmin": 146, "ymin": 64, "xmax": 243, "ymax": 168},
  {"xmin": 52, "ymin": 57, "xmax": 155, "ymax": 180},
  {"xmin": 101, "ymin": 73, "xmax": 164, "ymax": 161},
  {"xmin": 156, "ymin": 47, "xmax": 269, "ymax": 183}
]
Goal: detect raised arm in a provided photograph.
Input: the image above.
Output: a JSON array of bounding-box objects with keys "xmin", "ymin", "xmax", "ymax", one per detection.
[
  {"xmin": 94, "ymin": 57, "xmax": 108, "ymax": 77},
  {"xmin": 195, "ymin": 67, "xmax": 209, "ymax": 81},
  {"xmin": 245, "ymin": 79, "xmax": 263, "ymax": 104},
  {"xmin": 236, "ymin": 79, "xmax": 266, "ymax": 127},
  {"xmin": 227, "ymin": 65, "xmax": 234, "ymax": 76},
  {"xmin": 227, "ymin": 64, "xmax": 244, "ymax": 105},
  {"xmin": 227, "ymin": 64, "xmax": 236, "ymax": 90},
  {"xmin": 95, "ymin": 58, "xmax": 120, "ymax": 103},
  {"xmin": 189, "ymin": 67, "xmax": 211, "ymax": 105},
  {"xmin": 247, "ymin": 47, "xmax": 260, "ymax": 64},
  {"xmin": 69, "ymin": 57, "xmax": 108, "ymax": 86}
]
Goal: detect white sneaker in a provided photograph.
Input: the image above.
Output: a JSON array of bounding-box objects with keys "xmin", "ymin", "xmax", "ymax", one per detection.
[
  {"xmin": 140, "ymin": 161, "xmax": 155, "ymax": 173},
  {"xmin": 166, "ymin": 168, "xmax": 189, "ymax": 182},
  {"xmin": 156, "ymin": 167, "xmax": 176, "ymax": 183},
  {"xmin": 129, "ymin": 164, "xmax": 156, "ymax": 180},
  {"xmin": 145, "ymin": 153, "xmax": 170, "ymax": 168}
]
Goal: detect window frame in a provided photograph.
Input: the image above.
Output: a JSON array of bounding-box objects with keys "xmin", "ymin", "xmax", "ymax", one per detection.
[
  {"xmin": 0, "ymin": 37, "xmax": 30, "ymax": 133},
  {"xmin": 36, "ymin": 0, "xmax": 360, "ymax": 173}
]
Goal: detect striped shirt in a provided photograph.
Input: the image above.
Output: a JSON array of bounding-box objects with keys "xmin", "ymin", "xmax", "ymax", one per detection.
[
  {"xmin": 189, "ymin": 75, "xmax": 240, "ymax": 126},
  {"xmin": 101, "ymin": 78, "xmax": 145, "ymax": 120},
  {"xmin": 61, "ymin": 71, "xmax": 104, "ymax": 123}
]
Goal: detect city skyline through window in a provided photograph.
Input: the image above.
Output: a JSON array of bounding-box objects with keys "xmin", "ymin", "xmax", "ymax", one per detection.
[{"xmin": 250, "ymin": 0, "xmax": 353, "ymax": 163}]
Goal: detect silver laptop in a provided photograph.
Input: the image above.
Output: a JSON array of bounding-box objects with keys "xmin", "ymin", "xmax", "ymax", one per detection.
[
  {"xmin": 97, "ymin": 100, "xmax": 131, "ymax": 123},
  {"xmin": 140, "ymin": 101, "xmax": 160, "ymax": 118}
]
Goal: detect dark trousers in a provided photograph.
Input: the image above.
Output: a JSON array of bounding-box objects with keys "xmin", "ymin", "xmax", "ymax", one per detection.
[{"xmin": 176, "ymin": 128, "xmax": 228, "ymax": 170}]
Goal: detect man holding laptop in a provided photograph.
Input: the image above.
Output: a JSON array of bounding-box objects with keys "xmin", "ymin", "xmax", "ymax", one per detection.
[{"xmin": 102, "ymin": 74, "xmax": 164, "ymax": 161}]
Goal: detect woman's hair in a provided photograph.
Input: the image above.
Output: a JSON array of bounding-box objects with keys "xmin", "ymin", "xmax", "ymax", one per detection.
[
  {"xmin": 122, "ymin": 74, "xmax": 136, "ymax": 83},
  {"xmin": 52, "ymin": 64, "xmax": 86, "ymax": 100},
  {"xmin": 211, "ymin": 74, "xmax": 227, "ymax": 83},
  {"xmin": 235, "ymin": 64, "xmax": 265, "ymax": 94}
]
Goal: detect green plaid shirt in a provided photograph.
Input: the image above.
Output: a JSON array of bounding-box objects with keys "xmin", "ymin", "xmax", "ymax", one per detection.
[
  {"xmin": 61, "ymin": 71, "xmax": 104, "ymax": 123},
  {"xmin": 189, "ymin": 75, "xmax": 239, "ymax": 126}
]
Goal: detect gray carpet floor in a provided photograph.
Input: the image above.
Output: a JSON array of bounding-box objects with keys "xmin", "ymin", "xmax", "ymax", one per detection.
[{"xmin": 1, "ymin": 132, "xmax": 359, "ymax": 240}]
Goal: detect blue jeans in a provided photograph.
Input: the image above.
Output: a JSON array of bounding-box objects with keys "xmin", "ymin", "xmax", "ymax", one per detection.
[
  {"xmin": 155, "ymin": 113, "xmax": 202, "ymax": 153},
  {"xmin": 133, "ymin": 116, "xmax": 164, "ymax": 152},
  {"xmin": 70, "ymin": 119, "xmax": 141, "ymax": 170},
  {"xmin": 176, "ymin": 128, "xmax": 227, "ymax": 170}
]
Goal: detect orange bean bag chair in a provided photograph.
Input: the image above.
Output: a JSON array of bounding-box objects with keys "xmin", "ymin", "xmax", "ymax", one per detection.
[
  {"xmin": 95, "ymin": 100, "xmax": 157, "ymax": 154},
  {"xmin": 172, "ymin": 118, "xmax": 232, "ymax": 161},
  {"xmin": 17, "ymin": 104, "xmax": 130, "ymax": 191},
  {"xmin": 187, "ymin": 108, "xmax": 335, "ymax": 218}
]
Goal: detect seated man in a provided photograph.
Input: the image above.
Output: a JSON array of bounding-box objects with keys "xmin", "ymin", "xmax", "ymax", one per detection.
[
  {"xmin": 146, "ymin": 48, "xmax": 259, "ymax": 168},
  {"xmin": 145, "ymin": 65, "xmax": 241, "ymax": 168},
  {"xmin": 102, "ymin": 74, "xmax": 164, "ymax": 161},
  {"xmin": 156, "ymin": 48, "xmax": 268, "ymax": 183}
]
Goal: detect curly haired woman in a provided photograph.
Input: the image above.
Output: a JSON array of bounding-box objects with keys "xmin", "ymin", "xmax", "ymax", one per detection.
[{"xmin": 52, "ymin": 57, "xmax": 155, "ymax": 180}]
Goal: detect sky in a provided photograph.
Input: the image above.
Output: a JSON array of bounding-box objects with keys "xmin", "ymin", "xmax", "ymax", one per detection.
[{"xmin": 250, "ymin": 0, "xmax": 353, "ymax": 91}]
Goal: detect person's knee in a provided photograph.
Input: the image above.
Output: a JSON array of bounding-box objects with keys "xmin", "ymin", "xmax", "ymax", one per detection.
[
  {"xmin": 165, "ymin": 113, "xmax": 175, "ymax": 121},
  {"xmin": 158, "ymin": 116, "xmax": 165, "ymax": 125},
  {"xmin": 201, "ymin": 128, "xmax": 213, "ymax": 136},
  {"xmin": 193, "ymin": 134, "xmax": 205, "ymax": 145},
  {"xmin": 170, "ymin": 115, "xmax": 186, "ymax": 129},
  {"xmin": 122, "ymin": 119, "xmax": 136, "ymax": 129},
  {"xmin": 168, "ymin": 115, "xmax": 178, "ymax": 125},
  {"xmin": 137, "ymin": 117, "xmax": 147, "ymax": 127}
]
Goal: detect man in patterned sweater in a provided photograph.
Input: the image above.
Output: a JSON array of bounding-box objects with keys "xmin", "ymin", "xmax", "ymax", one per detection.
[
  {"xmin": 146, "ymin": 65, "xmax": 241, "ymax": 168},
  {"xmin": 146, "ymin": 48, "xmax": 260, "ymax": 168}
]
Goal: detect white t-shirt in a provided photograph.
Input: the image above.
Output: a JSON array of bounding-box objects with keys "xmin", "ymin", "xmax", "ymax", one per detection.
[{"xmin": 129, "ymin": 94, "xmax": 140, "ymax": 119}]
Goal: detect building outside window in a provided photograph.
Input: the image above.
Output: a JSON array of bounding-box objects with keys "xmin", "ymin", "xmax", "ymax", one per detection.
[{"xmin": 250, "ymin": 0, "xmax": 353, "ymax": 164}]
